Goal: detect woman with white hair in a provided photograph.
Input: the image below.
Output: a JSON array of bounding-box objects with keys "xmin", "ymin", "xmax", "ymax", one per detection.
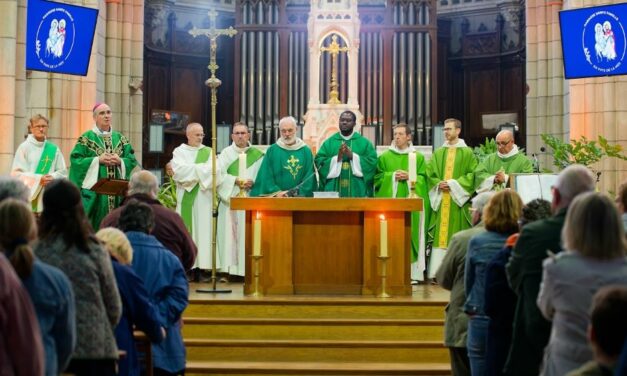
[{"xmin": 537, "ymin": 192, "xmax": 627, "ymax": 375}]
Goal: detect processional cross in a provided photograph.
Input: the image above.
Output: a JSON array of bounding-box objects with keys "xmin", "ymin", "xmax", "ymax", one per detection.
[
  {"xmin": 320, "ymin": 34, "xmax": 349, "ymax": 105},
  {"xmin": 188, "ymin": 9, "xmax": 237, "ymax": 293}
]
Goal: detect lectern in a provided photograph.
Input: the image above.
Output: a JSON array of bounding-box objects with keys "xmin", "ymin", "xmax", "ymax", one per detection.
[{"xmin": 230, "ymin": 197, "xmax": 423, "ymax": 296}]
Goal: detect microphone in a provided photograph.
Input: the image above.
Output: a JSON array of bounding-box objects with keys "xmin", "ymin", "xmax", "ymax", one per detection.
[
  {"xmin": 532, "ymin": 153, "xmax": 540, "ymax": 173},
  {"xmin": 285, "ymin": 171, "xmax": 318, "ymax": 197}
]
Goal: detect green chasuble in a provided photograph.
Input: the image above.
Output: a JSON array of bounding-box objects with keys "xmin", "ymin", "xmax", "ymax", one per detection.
[
  {"xmin": 426, "ymin": 145, "xmax": 477, "ymax": 249},
  {"xmin": 315, "ymin": 132, "xmax": 378, "ymax": 197},
  {"xmin": 69, "ymin": 129, "xmax": 139, "ymax": 229},
  {"xmin": 250, "ymin": 143, "xmax": 315, "ymax": 197},
  {"xmin": 474, "ymin": 152, "xmax": 533, "ymax": 192},
  {"xmin": 374, "ymin": 149, "xmax": 431, "ymax": 263}
]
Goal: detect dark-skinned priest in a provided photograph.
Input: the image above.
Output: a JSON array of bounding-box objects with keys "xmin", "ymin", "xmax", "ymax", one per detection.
[
  {"xmin": 374, "ymin": 123, "xmax": 431, "ymax": 281},
  {"xmin": 314, "ymin": 110, "xmax": 378, "ymax": 197},
  {"xmin": 69, "ymin": 102, "xmax": 139, "ymax": 229},
  {"xmin": 250, "ymin": 116, "xmax": 316, "ymax": 197},
  {"xmin": 426, "ymin": 118, "xmax": 477, "ymax": 280},
  {"xmin": 474, "ymin": 130, "xmax": 533, "ymax": 193}
]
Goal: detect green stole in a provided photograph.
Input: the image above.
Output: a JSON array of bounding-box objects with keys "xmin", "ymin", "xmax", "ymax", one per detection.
[
  {"xmin": 226, "ymin": 147, "xmax": 264, "ymax": 176},
  {"xmin": 181, "ymin": 147, "xmax": 210, "ymax": 236},
  {"xmin": 36, "ymin": 142, "xmax": 58, "ymax": 174}
]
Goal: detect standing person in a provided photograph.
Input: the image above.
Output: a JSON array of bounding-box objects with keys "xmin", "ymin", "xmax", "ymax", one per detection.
[
  {"xmin": 537, "ymin": 192, "xmax": 627, "ymax": 376},
  {"xmin": 11, "ymin": 114, "xmax": 67, "ymax": 211},
  {"xmin": 0, "ymin": 198, "xmax": 74, "ymax": 376},
  {"xmin": 251, "ymin": 116, "xmax": 316, "ymax": 197},
  {"xmin": 69, "ymin": 103, "xmax": 139, "ymax": 229},
  {"xmin": 484, "ymin": 199, "xmax": 552, "ymax": 376},
  {"xmin": 426, "ymin": 118, "xmax": 478, "ymax": 279},
  {"xmin": 96, "ymin": 227, "xmax": 165, "ymax": 376},
  {"xmin": 474, "ymin": 130, "xmax": 533, "ymax": 193},
  {"xmin": 217, "ymin": 122, "xmax": 264, "ymax": 278},
  {"xmin": 0, "ymin": 252, "xmax": 45, "ymax": 376},
  {"xmin": 464, "ymin": 190, "xmax": 523, "ymax": 376},
  {"xmin": 505, "ymin": 164, "xmax": 595, "ymax": 376},
  {"xmin": 436, "ymin": 191, "xmax": 495, "ymax": 376},
  {"xmin": 315, "ymin": 110, "xmax": 377, "ymax": 197},
  {"xmin": 617, "ymin": 180, "xmax": 627, "ymax": 232},
  {"xmin": 35, "ymin": 178, "xmax": 121, "ymax": 376},
  {"xmin": 171, "ymin": 122, "xmax": 220, "ymax": 272},
  {"xmin": 118, "ymin": 200, "xmax": 189, "ymax": 376},
  {"xmin": 375, "ymin": 123, "xmax": 431, "ymax": 281},
  {"xmin": 100, "ymin": 170, "xmax": 197, "ymax": 271}
]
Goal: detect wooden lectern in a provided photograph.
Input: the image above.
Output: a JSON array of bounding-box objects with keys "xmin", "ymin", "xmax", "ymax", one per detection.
[
  {"xmin": 90, "ymin": 178, "xmax": 129, "ymax": 196},
  {"xmin": 230, "ymin": 198, "xmax": 423, "ymax": 296}
]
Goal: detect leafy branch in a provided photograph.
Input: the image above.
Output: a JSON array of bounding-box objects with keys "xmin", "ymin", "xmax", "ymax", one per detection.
[{"xmin": 540, "ymin": 134, "xmax": 627, "ymax": 175}]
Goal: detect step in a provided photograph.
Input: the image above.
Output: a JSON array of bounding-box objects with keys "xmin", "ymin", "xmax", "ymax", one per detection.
[
  {"xmin": 185, "ymin": 361, "xmax": 451, "ymax": 375},
  {"xmin": 184, "ymin": 299, "xmax": 447, "ymax": 320},
  {"xmin": 182, "ymin": 317, "xmax": 444, "ymax": 341},
  {"xmin": 184, "ymin": 339, "xmax": 448, "ymax": 363}
]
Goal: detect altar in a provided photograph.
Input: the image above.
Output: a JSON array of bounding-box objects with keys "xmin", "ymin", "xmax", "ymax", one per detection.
[{"xmin": 230, "ymin": 197, "xmax": 423, "ymax": 296}]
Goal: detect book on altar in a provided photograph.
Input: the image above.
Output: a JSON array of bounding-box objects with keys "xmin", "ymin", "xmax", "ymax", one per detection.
[{"xmin": 90, "ymin": 178, "xmax": 129, "ymax": 196}]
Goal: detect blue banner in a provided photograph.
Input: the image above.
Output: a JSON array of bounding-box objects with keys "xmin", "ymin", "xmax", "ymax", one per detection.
[{"xmin": 26, "ymin": 0, "xmax": 98, "ymax": 76}]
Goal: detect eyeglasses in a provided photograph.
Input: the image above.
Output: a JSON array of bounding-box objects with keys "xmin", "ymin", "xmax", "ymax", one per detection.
[
  {"xmin": 31, "ymin": 125, "xmax": 49, "ymax": 129},
  {"xmin": 496, "ymin": 140, "xmax": 512, "ymax": 146},
  {"xmin": 233, "ymin": 132, "xmax": 248, "ymax": 135}
]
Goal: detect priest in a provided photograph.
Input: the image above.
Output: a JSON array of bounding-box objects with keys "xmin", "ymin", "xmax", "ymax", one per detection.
[
  {"xmin": 69, "ymin": 103, "xmax": 138, "ymax": 229},
  {"xmin": 250, "ymin": 116, "xmax": 315, "ymax": 197},
  {"xmin": 11, "ymin": 114, "xmax": 67, "ymax": 212},
  {"xmin": 474, "ymin": 130, "xmax": 533, "ymax": 193},
  {"xmin": 171, "ymin": 122, "xmax": 220, "ymax": 271},
  {"xmin": 375, "ymin": 123, "xmax": 431, "ymax": 281},
  {"xmin": 217, "ymin": 122, "xmax": 264, "ymax": 278},
  {"xmin": 315, "ymin": 111, "xmax": 377, "ymax": 197},
  {"xmin": 426, "ymin": 118, "xmax": 477, "ymax": 279}
]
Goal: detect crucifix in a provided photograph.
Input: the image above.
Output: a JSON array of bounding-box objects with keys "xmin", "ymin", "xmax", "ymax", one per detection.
[
  {"xmin": 189, "ymin": 9, "xmax": 237, "ymax": 294},
  {"xmin": 320, "ymin": 34, "xmax": 349, "ymax": 105}
]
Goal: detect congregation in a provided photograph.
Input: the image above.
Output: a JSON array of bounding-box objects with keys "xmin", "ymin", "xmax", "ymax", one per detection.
[{"xmin": 1, "ymin": 104, "xmax": 626, "ymax": 376}]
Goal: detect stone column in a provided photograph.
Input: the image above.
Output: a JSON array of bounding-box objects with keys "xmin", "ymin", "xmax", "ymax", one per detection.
[{"xmin": 0, "ymin": 0, "xmax": 17, "ymax": 172}]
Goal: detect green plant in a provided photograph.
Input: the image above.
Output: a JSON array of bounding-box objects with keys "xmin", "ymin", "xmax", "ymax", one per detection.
[
  {"xmin": 473, "ymin": 138, "xmax": 497, "ymax": 164},
  {"xmin": 540, "ymin": 134, "xmax": 627, "ymax": 177},
  {"xmin": 157, "ymin": 176, "xmax": 177, "ymax": 209}
]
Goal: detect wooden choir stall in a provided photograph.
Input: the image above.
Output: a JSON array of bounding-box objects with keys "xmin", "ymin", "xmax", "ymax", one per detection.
[{"xmin": 230, "ymin": 198, "xmax": 423, "ymax": 296}]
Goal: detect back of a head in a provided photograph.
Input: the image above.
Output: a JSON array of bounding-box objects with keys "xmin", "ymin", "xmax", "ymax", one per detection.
[
  {"xmin": 562, "ymin": 192, "xmax": 626, "ymax": 259},
  {"xmin": 96, "ymin": 227, "xmax": 133, "ymax": 264},
  {"xmin": 483, "ymin": 190, "xmax": 524, "ymax": 234},
  {"xmin": 555, "ymin": 164, "xmax": 595, "ymax": 206},
  {"xmin": 40, "ymin": 179, "xmax": 93, "ymax": 250},
  {"xmin": 618, "ymin": 180, "xmax": 627, "ymax": 213},
  {"xmin": 521, "ymin": 198, "xmax": 552, "ymax": 226},
  {"xmin": 590, "ymin": 285, "xmax": 627, "ymax": 358},
  {"xmin": 0, "ymin": 199, "xmax": 36, "ymax": 278},
  {"xmin": 119, "ymin": 199, "xmax": 155, "ymax": 234},
  {"xmin": 472, "ymin": 191, "xmax": 496, "ymax": 214},
  {"xmin": 129, "ymin": 170, "xmax": 159, "ymax": 197},
  {"xmin": 0, "ymin": 176, "xmax": 30, "ymax": 203}
]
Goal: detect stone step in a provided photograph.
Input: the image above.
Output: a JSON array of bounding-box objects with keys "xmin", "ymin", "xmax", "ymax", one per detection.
[
  {"xmin": 185, "ymin": 360, "xmax": 451, "ymax": 375},
  {"xmin": 182, "ymin": 317, "xmax": 444, "ymax": 341}
]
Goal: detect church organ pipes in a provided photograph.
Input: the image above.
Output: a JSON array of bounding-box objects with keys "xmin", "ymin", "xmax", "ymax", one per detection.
[
  {"xmin": 257, "ymin": 30, "xmax": 264, "ymax": 143},
  {"xmin": 298, "ymin": 31, "xmax": 307, "ymax": 124},
  {"xmin": 424, "ymin": 34, "xmax": 432, "ymax": 141},
  {"xmin": 247, "ymin": 32, "xmax": 255, "ymax": 135},
  {"xmin": 417, "ymin": 32, "xmax": 424, "ymax": 142},
  {"xmin": 273, "ymin": 32, "xmax": 279, "ymax": 127},
  {"xmin": 240, "ymin": 32, "xmax": 248, "ymax": 124}
]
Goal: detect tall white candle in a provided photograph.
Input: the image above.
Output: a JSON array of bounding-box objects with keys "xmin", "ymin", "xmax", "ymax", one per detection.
[
  {"xmin": 238, "ymin": 153, "xmax": 247, "ymax": 179},
  {"xmin": 408, "ymin": 152, "xmax": 417, "ymax": 182},
  {"xmin": 253, "ymin": 211, "xmax": 261, "ymax": 256},
  {"xmin": 379, "ymin": 214, "xmax": 388, "ymax": 257}
]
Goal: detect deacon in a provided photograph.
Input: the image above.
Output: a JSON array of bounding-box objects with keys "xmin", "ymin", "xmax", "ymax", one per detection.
[
  {"xmin": 11, "ymin": 114, "xmax": 67, "ymax": 212},
  {"xmin": 374, "ymin": 123, "xmax": 431, "ymax": 281},
  {"xmin": 315, "ymin": 111, "xmax": 377, "ymax": 197},
  {"xmin": 251, "ymin": 116, "xmax": 315, "ymax": 197},
  {"xmin": 217, "ymin": 122, "xmax": 264, "ymax": 278},
  {"xmin": 426, "ymin": 118, "xmax": 477, "ymax": 279},
  {"xmin": 171, "ymin": 123, "xmax": 220, "ymax": 272},
  {"xmin": 474, "ymin": 130, "xmax": 533, "ymax": 193},
  {"xmin": 69, "ymin": 103, "xmax": 138, "ymax": 229}
]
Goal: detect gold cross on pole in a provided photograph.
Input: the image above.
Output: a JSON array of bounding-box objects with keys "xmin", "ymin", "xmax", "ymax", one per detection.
[
  {"xmin": 188, "ymin": 8, "xmax": 237, "ymax": 293},
  {"xmin": 320, "ymin": 34, "xmax": 350, "ymax": 105}
]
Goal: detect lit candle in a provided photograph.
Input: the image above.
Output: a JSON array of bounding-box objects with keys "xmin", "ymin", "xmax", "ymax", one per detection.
[
  {"xmin": 238, "ymin": 153, "xmax": 247, "ymax": 179},
  {"xmin": 379, "ymin": 214, "xmax": 388, "ymax": 257},
  {"xmin": 408, "ymin": 152, "xmax": 417, "ymax": 183},
  {"xmin": 253, "ymin": 211, "xmax": 261, "ymax": 256}
]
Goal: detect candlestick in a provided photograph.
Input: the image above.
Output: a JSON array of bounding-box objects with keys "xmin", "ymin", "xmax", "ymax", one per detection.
[
  {"xmin": 379, "ymin": 214, "xmax": 388, "ymax": 258},
  {"xmin": 408, "ymin": 152, "xmax": 417, "ymax": 182},
  {"xmin": 253, "ymin": 212, "xmax": 261, "ymax": 256},
  {"xmin": 238, "ymin": 153, "xmax": 247, "ymax": 179}
]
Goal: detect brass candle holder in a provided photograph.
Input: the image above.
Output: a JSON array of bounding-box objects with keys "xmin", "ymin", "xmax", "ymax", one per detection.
[
  {"xmin": 250, "ymin": 254, "xmax": 263, "ymax": 297},
  {"xmin": 377, "ymin": 255, "xmax": 391, "ymax": 298},
  {"xmin": 408, "ymin": 180, "xmax": 418, "ymax": 198},
  {"xmin": 237, "ymin": 179, "xmax": 248, "ymax": 197}
]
